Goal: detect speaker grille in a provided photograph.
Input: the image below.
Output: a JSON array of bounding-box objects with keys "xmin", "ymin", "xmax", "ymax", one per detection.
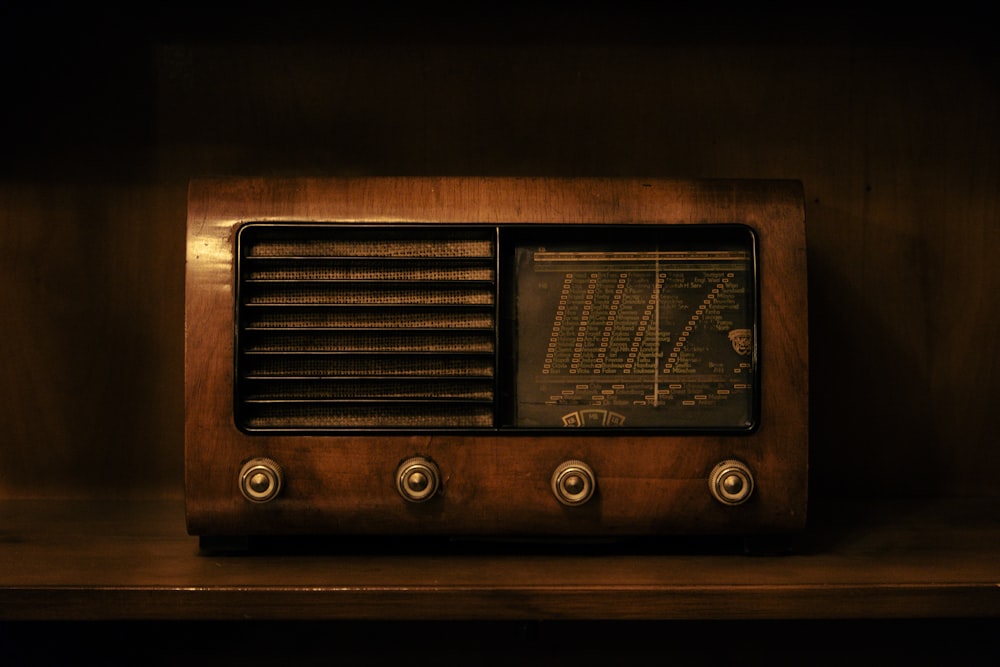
[{"xmin": 236, "ymin": 225, "xmax": 497, "ymax": 430}]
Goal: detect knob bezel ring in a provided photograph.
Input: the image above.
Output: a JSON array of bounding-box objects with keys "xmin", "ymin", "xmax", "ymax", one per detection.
[
  {"xmin": 396, "ymin": 457, "xmax": 441, "ymax": 504},
  {"xmin": 239, "ymin": 458, "xmax": 283, "ymax": 503},
  {"xmin": 708, "ymin": 459, "xmax": 755, "ymax": 506},
  {"xmin": 551, "ymin": 459, "xmax": 596, "ymax": 506}
]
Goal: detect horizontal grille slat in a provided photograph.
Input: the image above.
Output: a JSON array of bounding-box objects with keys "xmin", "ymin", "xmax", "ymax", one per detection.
[
  {"xmin": 242, "ymin": 308, "xmax": 495, "ymax": 330},
  {"xmin": 243, "ymin": 404, "xmax": 495, "ymax": 429},
  {"xmin": 236, "ymin": 225, "xmax": 498, "ymax": 431},
  {"xmin": 242, "ymin": 355, "xmax": 496, "ymax": 378},
  {"xmin": 243, "ymin": 284, "xmax": 495, "ymax": 306},
  {"xmin": 246, "ymin": 238, "xmax": 493, "ymax": 258},
  {"xmin": 242, "ymin": 330, "xmax": 495, "ymax": 354},
  {"xmin": 244, "ymin": 259, "xmax": 494, "ymax": 282},
  {"xmin": 242, "ymin": 379, "xmax": 495, "ymax": 401}
]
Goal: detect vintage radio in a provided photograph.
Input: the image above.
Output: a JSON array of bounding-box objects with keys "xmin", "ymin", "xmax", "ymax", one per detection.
[{"xmin": 185, "ymin": 177, "xmax": 808, "ymax": 547}]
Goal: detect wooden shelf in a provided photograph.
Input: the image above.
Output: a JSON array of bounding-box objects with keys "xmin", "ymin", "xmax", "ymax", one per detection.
[{"xmin": 1, "ymin": 497, "xmax": 998, "ymax": 622}]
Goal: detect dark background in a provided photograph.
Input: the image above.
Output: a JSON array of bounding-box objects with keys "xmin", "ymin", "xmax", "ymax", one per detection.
[
  {"xmin": 3, "ymin": 2, "xmax": 996, "ymax": 502},
  {"xmin": 1, "ymin": 2, "xmax": 997, "ymax": 662}
]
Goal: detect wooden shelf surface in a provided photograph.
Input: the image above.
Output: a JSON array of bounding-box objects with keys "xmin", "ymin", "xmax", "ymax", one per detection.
[{"xmin": 1, "ymin": 497, "xmax": 998, "ymax": 621}]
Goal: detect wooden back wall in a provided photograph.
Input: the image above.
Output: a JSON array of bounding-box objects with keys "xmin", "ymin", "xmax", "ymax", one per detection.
[{"xmin": 1, "ymin": 7, "xmax": 996, "ymax": 501}]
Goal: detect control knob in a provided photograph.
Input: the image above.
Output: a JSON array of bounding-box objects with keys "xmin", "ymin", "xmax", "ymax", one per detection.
[
  {"xmin": 239, "ymin": 457, "xmax": 283, "ymax": 503},
  {"xmin": 551, "ymin": 460, "xmax": 597, "ymax": 506},
  {"xmin": 396, "ymin": 456, "xmax": 441, "ymax": 503},
  {"xmin": 708, "ymin": 459, "xmax": 754, "ymax": 506}
]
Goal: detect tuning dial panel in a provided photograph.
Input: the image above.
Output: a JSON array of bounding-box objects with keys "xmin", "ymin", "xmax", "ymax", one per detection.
[
  {"xmin": 708, "ymin": 459, "xmax": 755, "ymax": 506},
  {"xmin": 396, "ymin": 456, "xmax": 441, "ymax": 503},
  {"xmin": 551, "ymin": 459, "xmax": 596, "ymax": 506},
  {"xmin": 239, "ymin": 457, "xmax": 283, "ymax": 503}
]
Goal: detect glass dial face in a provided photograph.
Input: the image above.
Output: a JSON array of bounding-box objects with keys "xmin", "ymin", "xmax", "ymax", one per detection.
[{"xmin": 514, "ymin": 227, "xmax": 757, "ymax": 430}]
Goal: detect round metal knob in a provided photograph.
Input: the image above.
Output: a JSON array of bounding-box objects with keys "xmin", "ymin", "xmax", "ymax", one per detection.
[
  {"xmin": 551, "ymin": 460, "xmax": 596, "ymax": 506},
  {"xmin": 239, "ymin": 458, "xmax": 283, "ymax": 503},
  {"xmin": 396, "ymin": 457, "xmax": 441, "ymax": 503},
  {"xmin": 708, "ymin": 459, "xmax": 754, "ymax": 506}
]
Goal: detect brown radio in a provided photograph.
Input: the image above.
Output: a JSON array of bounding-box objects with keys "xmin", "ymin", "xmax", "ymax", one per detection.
[{"xmin": 184, "ymin": 177, "xmax": 808, "ymax": 549}]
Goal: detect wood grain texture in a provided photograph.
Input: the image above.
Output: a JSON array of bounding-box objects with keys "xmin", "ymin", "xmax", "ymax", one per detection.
[
  {"xmin": 1, "ymin": 10, "xmax": 997, "ymax": 508},
  {"xmin": 1, "ymin": 9, "xmax": 998, "ymax": 649},
  {"xmin": 1, "ymin": 498, "xmax": 998, "ymax": 621},
  {"xmin": 184, "ymin": 178, "xmax": 808, "ymax": 537}
]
